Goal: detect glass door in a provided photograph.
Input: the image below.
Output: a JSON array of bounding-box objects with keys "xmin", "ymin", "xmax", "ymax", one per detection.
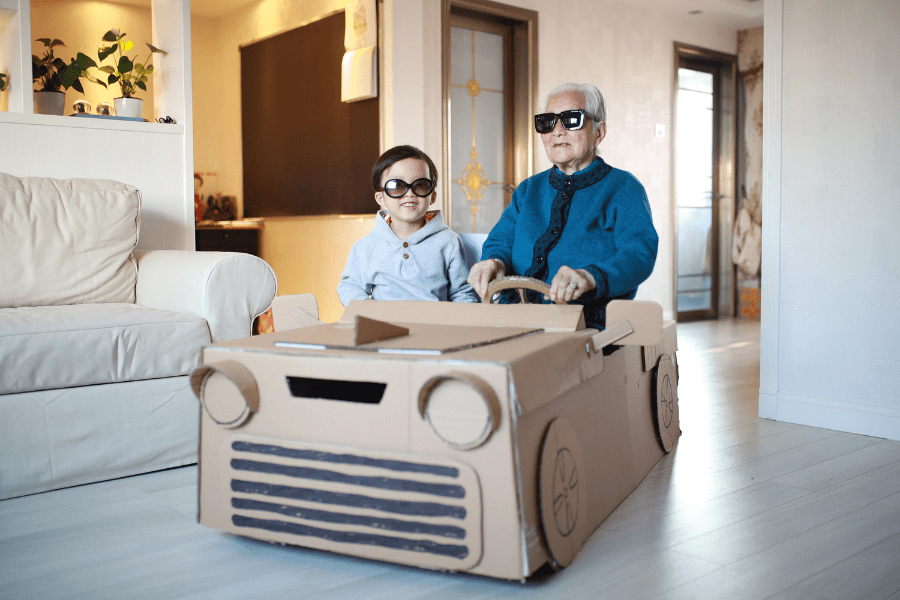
[
  {"xmin": 448, "ymin": 15, "xmax": 514, "ymax": 233},
  {"xmin": 676, "ymin": 63, "xmax": 718, "ymax": 319}
]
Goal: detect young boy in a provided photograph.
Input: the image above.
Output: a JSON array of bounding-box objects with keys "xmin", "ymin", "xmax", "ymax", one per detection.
[{"xmin": 338, "ymin": 145, "xmax": 478, "ymax": 305}]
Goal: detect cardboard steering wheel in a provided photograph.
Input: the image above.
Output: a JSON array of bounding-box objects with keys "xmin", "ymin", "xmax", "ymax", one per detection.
[{"xmin": 486, "ymin": 276, "xmax": 551, "ymax": 304}]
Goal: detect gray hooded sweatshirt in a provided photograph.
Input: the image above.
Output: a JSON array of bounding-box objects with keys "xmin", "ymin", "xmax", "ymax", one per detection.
[{"xmin": 338, "ymin": 210, "xmax": 478, "ymax": 305}]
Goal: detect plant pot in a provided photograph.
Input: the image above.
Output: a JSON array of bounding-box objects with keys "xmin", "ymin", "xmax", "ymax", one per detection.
[
  {"xmin": 114, "ymin": 96, "xmax": 143, "ymax": 119},
  {"xmin": 34, "ymin": 91, "xmax": 66, "ymax": 116}
]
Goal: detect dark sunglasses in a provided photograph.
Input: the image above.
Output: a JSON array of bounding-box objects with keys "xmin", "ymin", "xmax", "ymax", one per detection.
[
  {"xmin": 382, "ymin": 178, "xmax": 435, "ymax": 198},
  {"xmin": 533, "ymin": 109, "xmax": 598, "ymax": 134}
]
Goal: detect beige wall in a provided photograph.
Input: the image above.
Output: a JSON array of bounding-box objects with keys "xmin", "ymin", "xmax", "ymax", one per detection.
[
  {"xmin": 260, "ymin": 216, "xmax": 375, "ymax": 323},
  {"xmin": 193, "ymin": 0, "xmax": 743, "ymax": 322}
]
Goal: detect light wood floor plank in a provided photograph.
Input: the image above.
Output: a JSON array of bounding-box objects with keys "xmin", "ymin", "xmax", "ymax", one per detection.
[
  {"xmin": 670, "ymin": 459, "xmax": 900, "ymax": 566},
  {"xmin": 655, "ymin": 503, "xmax": 900, "ymax": 600},
  {"xmin": 768, "ymin": 531, "xmax": 900, "ymax": 600},
  {"xmin": 770, "ymin": 440, "xmax": 900, "ymax": 492}
]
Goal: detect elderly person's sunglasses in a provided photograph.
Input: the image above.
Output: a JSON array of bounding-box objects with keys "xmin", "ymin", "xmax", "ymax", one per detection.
[
  {"xmin": 382, "ymin": 178, "xmax": 435, "ymax": 198},
  {"xmin": 533, "ymin": 109, "xmax": 599, "ymax": 134}
]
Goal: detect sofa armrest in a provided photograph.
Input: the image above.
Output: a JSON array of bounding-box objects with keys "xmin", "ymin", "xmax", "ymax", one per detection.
[{"xmin": 135, "ymin": 250, "xmax": 277, "ymax": 343}]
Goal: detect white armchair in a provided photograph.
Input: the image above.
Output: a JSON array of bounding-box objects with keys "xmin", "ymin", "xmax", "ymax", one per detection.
[{"xmin": 0, "ymin": 173, "xmax": 276, "ymax": 499}]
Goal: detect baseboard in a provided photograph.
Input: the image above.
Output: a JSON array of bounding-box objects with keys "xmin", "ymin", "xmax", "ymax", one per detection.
[
  {"xmin": 772, "ymin": 393, "xmax": 900, "ymax": 441},
  {"xmin": 758, "ymin": 391, "xmax": 777, "ymax": 419}
]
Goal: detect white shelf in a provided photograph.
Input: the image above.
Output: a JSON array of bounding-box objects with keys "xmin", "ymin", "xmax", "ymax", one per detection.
[{"xmin": 0, "ymin": 111, "xmax": 185, "ymax": 134}]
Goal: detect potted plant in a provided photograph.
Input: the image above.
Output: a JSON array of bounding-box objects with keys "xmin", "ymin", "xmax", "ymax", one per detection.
[
  {"xmin": 0, "ymin": 72, "xmax": 8, "ymax": 93},
  {"xmin": 97, "ymin": 29, "xmax": 167, "ymax": 119},
  {"xmin": 32, "ymin": 38, "xmax": 106, "ymax": 115}
]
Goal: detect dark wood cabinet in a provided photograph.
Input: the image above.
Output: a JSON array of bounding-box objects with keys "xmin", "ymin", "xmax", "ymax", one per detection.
[{"xmin": 195, "ymin": 222, "xmax": 262, "ymax": 256}]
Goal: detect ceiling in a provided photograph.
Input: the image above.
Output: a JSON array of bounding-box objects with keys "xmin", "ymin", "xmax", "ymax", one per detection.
[
  {"xmin": 105, "ymin": 0, "xmax": 763, "ymax": 27},
  {"xmin": 620, "ymin": 0, "xmax": 763, "ymax": 30}
]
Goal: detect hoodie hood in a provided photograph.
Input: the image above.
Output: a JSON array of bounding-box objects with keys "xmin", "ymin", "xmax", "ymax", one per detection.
[{"xmin": 373, "ymin": 210, "xmax": 449, "ymax": 245}]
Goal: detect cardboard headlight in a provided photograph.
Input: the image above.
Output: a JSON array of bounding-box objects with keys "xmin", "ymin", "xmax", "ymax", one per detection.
[
  {"xmin": 419, "ymin": 373, "xmax": 499, "ymax": 450},
  {"xmin": 191, "ymin": 360, "xmax": 259, "ymax": 428}
]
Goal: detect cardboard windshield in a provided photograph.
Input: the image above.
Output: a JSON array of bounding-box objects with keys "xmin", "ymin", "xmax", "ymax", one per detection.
[{"xmin": 341, "ymin": 300, "xmax": 586, "ymax": 332}]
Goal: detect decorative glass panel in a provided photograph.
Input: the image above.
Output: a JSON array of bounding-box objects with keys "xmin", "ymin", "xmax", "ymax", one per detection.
[{"xmin": 449, "ymin": 27, "xmax": 506, "ymax": 233}]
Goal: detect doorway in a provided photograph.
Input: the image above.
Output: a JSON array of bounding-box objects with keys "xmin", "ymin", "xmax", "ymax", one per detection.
[
  {"xmin": 441, "ymin": 0, "xmax": 537, "ymax": 233},
  {"xmin": 674, "ymin": 43, "xmax": 737, "ymax": 321}
]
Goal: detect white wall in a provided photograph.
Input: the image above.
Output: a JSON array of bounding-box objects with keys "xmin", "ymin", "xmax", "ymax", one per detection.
[
  {"xmin": 761, "ymin": 0, "xmax": 900, "ymax": 439},
  {"xmin": 195, "ymin": 0, "xmax": 742, "ymax": 320}
]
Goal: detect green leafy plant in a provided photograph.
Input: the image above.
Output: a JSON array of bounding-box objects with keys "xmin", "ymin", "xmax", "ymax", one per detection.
[
  {"xmin": 0, "ymin": 71, "xmax": 8, "ymax": 92},
  {"xmin": 97, "ymin": 29, "xmax": 167, "ymax": 98},
  {"xmin": 32, "ymin": 38, "xmax": 105, "ymax": 93}
]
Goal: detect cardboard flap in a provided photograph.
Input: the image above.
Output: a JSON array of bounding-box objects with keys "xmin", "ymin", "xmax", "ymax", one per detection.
[
  {"xmin": 271, "ymin": 294, "xmax": 320, "ymax": 331},
  {"xmin": 355, "ymin": 316, "xmax": 409, "ymax": 345},
  {"xmin": 341, "ymin": 300, "xmax": 585, "ymax": 332},
  {"xmin": 606, "ymin": 301, "xmax": 662, "ymax": 346},
  {"xmin": 275, "ymin": 321, "xmax": 541, "ymax": 355},
  {"xmin": 507, "ymin": 330, "xmax": 603, "ymax": 415},
  {"xmin": 589, "ymin": 301, "xmax": 662, "ymax": 352}
]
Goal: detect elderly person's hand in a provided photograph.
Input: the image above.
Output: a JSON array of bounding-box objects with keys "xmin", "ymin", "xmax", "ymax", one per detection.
[
  {"xmin": 467, "ymin": 258, "xmax": 506, "ymax": 301},
  {"xmin": 545, "ymin": 266, "xmax": 596, "ymax": 304}
]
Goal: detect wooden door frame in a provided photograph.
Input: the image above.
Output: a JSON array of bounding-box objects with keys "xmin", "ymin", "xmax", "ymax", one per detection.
[
  {"xmin": 673, "ymin": 42, "xmax": 737, "ymax": 321},
  {"xmin": 441, "ymin": 0, "xmax": 538, "ymax": 228}
]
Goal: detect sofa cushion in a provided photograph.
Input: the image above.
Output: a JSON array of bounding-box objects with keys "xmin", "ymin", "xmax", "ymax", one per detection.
[
  {"xmin": 0, "ymin": 304, "xmax": 211, "ymax": 395},
  {"xmin": 0, "ymin": 173, "xmax": 141, "ymax": 309}
]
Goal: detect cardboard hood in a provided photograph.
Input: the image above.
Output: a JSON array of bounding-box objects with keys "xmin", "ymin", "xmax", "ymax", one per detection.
[
  {"xmin": 273, "ymin": 318, "xmax": 543, "ymax": 355},
  {"xmin": 193, "ymin": 300, "xmax": 680, "ymax": 581}
]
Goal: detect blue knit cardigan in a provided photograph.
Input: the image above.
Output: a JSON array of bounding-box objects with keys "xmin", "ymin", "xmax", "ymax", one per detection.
[{"xmin": 481, "ymin": 157, "xmax": 658, "ymax": 329}]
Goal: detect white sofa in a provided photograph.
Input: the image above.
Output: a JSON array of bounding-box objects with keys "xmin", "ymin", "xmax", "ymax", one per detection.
[{"xmin": 0, "ymin": 173, "xmax": 277, "ymax": 499}]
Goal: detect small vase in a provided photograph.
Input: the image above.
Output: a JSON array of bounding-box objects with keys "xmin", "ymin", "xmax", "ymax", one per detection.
[
  {"xmin": 114, "ymin": 96, "xmax": 143, "ymax": 119},
  {"xmin": 34, "ymin": 90, "xmax": 66, "ymax": 116}
]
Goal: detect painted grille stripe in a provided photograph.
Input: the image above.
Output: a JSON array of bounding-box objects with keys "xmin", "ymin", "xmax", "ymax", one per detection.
[
  {"xmin": 232, "ymin": 441, "xmax": 459, "ymax": 478},
  {"xmin": 231, "ymin": 497, "xmax": 466, "ymax": 539},
  {"xmin": 231, "ymin": 479, "xmax": 466, "ymax": 519},
  {"xmin": 232, "ymin": 514, "xmax": 469, "ymax": 560},
  {"xmin": 231, "ymin": 459, "xmax": 465, "ymax": 499}
]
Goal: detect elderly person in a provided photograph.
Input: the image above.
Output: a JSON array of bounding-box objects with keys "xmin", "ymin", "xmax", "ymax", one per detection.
[{"xmin": 467, "ymin": 82, "xmax": 658, "ymax": 329}]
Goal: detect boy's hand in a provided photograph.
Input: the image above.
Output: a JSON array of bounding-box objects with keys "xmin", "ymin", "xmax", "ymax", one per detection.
[{"xmin": 467, "ymin": 258, "xmax": 506, "ymax": 301}]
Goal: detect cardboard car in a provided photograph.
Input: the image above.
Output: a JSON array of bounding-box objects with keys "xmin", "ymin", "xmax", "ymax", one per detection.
[{"xmin": 190, "ymin": 293, "xmax": 679, "ymax": 581}]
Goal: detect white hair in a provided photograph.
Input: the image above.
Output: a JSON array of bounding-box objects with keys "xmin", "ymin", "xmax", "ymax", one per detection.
[{"xmin": 545, "ymin": 82, "xmax": 607, "ymax": 126}]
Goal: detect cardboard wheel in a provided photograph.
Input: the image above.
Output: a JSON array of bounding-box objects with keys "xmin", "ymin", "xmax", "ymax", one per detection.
[
  {"xmin": 538, "ymin": 418, "xmax": 588, "ymax": 568},
  {"xmin": 653, "ymin": 354, "xmax": 680, "ymax": 452}
]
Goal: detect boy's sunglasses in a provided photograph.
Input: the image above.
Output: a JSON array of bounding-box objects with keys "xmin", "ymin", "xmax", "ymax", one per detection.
[
  {"xmin": 533, "ymin": 109, "xmax": 598, "ymax": 134},
  {"xmin": 382, "ymin": 178, "xmax": 435, "ymax": 198}
]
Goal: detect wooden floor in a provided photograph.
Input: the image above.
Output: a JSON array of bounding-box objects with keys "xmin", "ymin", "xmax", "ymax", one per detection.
[{"xmin": 3, "ymin": 319, "xmax": 900, "ymax": 600}]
